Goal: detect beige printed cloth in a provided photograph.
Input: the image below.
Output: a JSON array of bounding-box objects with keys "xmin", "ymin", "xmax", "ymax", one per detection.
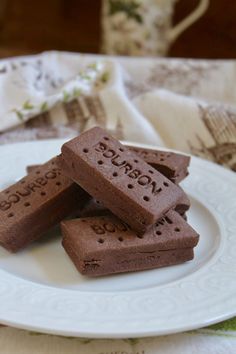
[
  {"xmin": 0, "ymin": 52, "xmax": 235, "ymax": 171},
  {"xmin": 0, "ymin": 51, "xmax": 236, "ymax": 353}
]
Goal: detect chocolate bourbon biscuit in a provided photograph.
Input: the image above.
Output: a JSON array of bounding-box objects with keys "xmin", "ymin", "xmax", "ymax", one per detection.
[
  {"xmin": 60, "ymin": 127, "xmax": 185, "ymax": 234},
  {"xmin": 79, "ymin": 194, "xmax": 189, "ymax": 219},
  {"xmin": 78, "ymin": 198, "xmax": 111, "ymax": 218},
  {"xmin": 174, "ymin": 188, "xmax": 190, "ymax": 215},
  {"xmin": 0, "ymin": 157, "xmax": 90, "ymax": 252},
  {"xmin": 26, "ymin": 165, "xmax": 41, "ymax": 173},
  {"xmin": 61, "ymin": 211, "xmax": 199, "ymax": 276},
  {"xmin": 126, "ymin": 146, "xmax": 190, "ymax": 183}
]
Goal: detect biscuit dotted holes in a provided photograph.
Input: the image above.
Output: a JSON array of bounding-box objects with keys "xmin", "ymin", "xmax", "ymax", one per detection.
[
  {"xmin": 118, "ymin": 237, "xmax": 123, "ymax": 242},
  {"xmin": 98, "ymin": 238, "xmax": 104, "ymax": 244},
  {"xmin": 134, "ymin": 159, "xmax": 138, "ymax": 163},
  {"xmin": 104, "ymin": 137, "xmax": 109, "ymax": 141},
  {"xmin": 149, "ymin": 170, "xmax": 154, "ymax": 174},
  {"xmin": 128, "ymin": 184, "xmax": 133, "ymax": 189},
  {"xmin": 41, "ymin": 191, "xmax": 46, "ymax": 196},
  {"xmin": 119, "ymin": 148, "xmax": 124, "ymax": 152},
  {"xmin": 83, "ymin": 148, "xmax": 89, "ymax": 153},
  {"xmin": 56, "ymin": 182, "xmax": 61, "ymax": 186},
  {"xmin": 156, "ymin": 230, "xmax": 162, "ymax": 235},
  {"xmin": 8, "ymin": 212, "xmax": 14, "ymax": 218},
  {"xmin": 98, "ymin": 160, "xmax": 103, "ymax": 165},
  {"xmin": 24, "ymin": 202, "xmax": 30, "ymax": 207},
  {"xmin": 165, "ymin": 216, "xmax": 173, "ymax": 224},
  {"xmin": 36, "ymin": 171, "xmax": 40, "ymax": 175},
  {"xmin": 163, "ymin": 182, "xmax": 169, "ymax": 187},
  {"xmin": 160, "ymin": 158, "xmax": 164, "ymax": 162},
  {"xmin": 81, "ymin": 219, "xmax": 87, "ymax": 223},
  {"xmin": 175, "ymin": 227, "xmax": 180, "ymax": 232},
  {"xmin": 20, "ymin": 180, "xmax": 26, "ymax": 184},
  {"xmin": 113, "ymin": 172, "xmax": 118, "ymax": 177},
  {"xmin": 137, "ymin": 234, "xmax": 144, "ymax": 239},
  {"xmin": 143, "ymin": 196, "xmax": 150, "ymax": 202},
  {"xmin": 5, "ymin": 190, "xmax": 10, "ymax": 194}
]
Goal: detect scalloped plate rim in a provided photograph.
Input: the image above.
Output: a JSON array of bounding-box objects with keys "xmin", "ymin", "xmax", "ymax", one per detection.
[{"xmin": 0, "ymin": 138, "xmax": 235, "ymax": 338}]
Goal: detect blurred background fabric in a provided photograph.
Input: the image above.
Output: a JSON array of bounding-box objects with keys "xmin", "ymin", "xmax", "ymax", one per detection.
[{"xmin": 0, "ymin": 0, "xmax": 235, "ymax": 59}]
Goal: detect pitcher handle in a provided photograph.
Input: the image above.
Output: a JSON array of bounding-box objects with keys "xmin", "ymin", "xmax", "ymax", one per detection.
[{"xmin": 167, "ymin": 0, "xmax": 210, "ymax": 43}]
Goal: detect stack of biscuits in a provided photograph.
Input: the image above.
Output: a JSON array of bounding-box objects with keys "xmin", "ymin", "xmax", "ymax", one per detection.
[{"xmin": 0, "ymin": 127, "xmax": 199, "ymax": 276}]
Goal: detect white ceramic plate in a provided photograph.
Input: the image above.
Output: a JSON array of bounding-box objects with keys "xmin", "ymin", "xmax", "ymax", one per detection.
[{"xmin": 0, "ymin": 139, "xmax": 236, "ymax": 338}]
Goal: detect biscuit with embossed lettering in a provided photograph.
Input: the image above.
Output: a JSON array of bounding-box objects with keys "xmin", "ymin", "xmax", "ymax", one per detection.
[
  {"xmin": 126, "ymin": 146, "xmax": 190, "ymax": 183},
  {"xmin": 61, "ymin": 210, "xmax": 199, "ymax": 276},
  {"xmin": 0, "ymin": 157, "xmax": 90, "ymax": 252},
  {"xmin": 60, "ymin": 127, "xmax": 185, "ymax": 235},
  {"xmin": 26, "ymin": 165, "xmax": 41, "ymax": 174}
]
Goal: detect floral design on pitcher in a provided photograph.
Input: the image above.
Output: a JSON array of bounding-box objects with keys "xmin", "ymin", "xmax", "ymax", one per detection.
[
  {"xmin": 108, "ymin": 0, "xmax": 143, "ymax": 23},
  {"xmin": 101, "ymin": 0, "xmax": 175, "ymax": 56}
]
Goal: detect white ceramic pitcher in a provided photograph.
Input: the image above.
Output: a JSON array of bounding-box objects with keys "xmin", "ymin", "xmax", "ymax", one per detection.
[{"xmin": 101, "ymin": 0, "xmax": 210, "ymax": 56}]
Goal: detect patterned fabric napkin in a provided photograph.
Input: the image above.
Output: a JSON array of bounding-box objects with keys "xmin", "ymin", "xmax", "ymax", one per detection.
[
  {"xmin": 0, "ymin": 51, "xmax": 236, "ymax": 353},
  {"xmin": 0, "ymin": 52, "xmax": 235, "ymax": 171}
]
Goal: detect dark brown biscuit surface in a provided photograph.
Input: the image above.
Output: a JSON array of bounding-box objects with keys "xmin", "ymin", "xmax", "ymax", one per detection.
[
  {"xmin": 60, "ymin": 127, "xmax": 185, "ymax": 235},
  {"xmin": 61, "ymin": 211, "xmax": 199, "ymax": 276},
  {"xmin": 174, "ymin": 188, "xmax": 190, "ymax": 215},
  {"xmin": 27, "ymin": 149, "xmax": 190, "ymax": 183},
  {"xmin": 126, "ymin": 146, "xmax": 190, "ymax": 183},
  {"xmin": 78, "ymin": 198, "xmax": 111, "ymax": 218},
  {"xmin": 0, "ymin": 157, "xmax": 90, "ymax": 252},
  {"xmin": 26, "ymin": 165, "xmax": 41, "ymax": 174},
  {"xmin": 78, "ymin": 196, "xmax": 189, "ymax": 220}
]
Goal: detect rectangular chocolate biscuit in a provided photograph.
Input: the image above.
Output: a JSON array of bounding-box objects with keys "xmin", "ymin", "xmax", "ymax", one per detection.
[
  {"xmin": 174, "ymin": 188, "xmax": 190, "ymax": 215},
  {"xmin": 0, "ymin": 157, "xmax": 90, "ymax": 252},
  {"xmin": 61, "ymin": 210, "xmax": 199, "ymax": 276},
  {"xmin": 78, "ymin": 196, "xmax": 189, "ymax": 220},
  {"xmin": 30, "ymin": 169, "xmax": 190, "ymax": 218},
  {"xmin": 26, "ymin": 165, "xmax": 41, "ymax": 174},
  {"xmin": 60, "ymin": 127, "xmax": 185, "ymax": 234},
  {"xmin": 126, "ymin": 146, "xmax": 190, "ymax": 183},
  {"xmin": 78, "ymin": 198, "xmax": 111, "ymax": 218}
]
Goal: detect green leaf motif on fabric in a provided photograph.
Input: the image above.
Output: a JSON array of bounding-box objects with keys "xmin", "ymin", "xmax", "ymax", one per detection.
[
  {"xmin": 88, "ymin": 62, "xmax": 99, "ymax": 71},
  {"xmin": 125, "ymin": 338, "xmax": 140, "ymax": 345},
  {"xmin": 101, "ymin": 71, "xmax": 110, "ymax": 83},
  {"xmin": 40, "ymin": 101, "xmax": 48, "ymax": 112},
  {"xmin": 73, "ymin": 88, "xmax": 82, "ymax": 97},
  {"xmin": 80, "ymin": 73, "xmax": 92, "ymax": 81},
  {"xmin": 208, "ymin": 317, "xmax": 236, "ymax": 332},
  {"xmin": 109, "ymin": 0, "xmax": 143, "ymax": 23},
  {"xmin": 23, "ymin": 100, "xmax": 34, "ymax": 110},
  {"xmin": 63, "ymin": 91, "xmax": 70, "ymax": 102},
  {"xmin": 28, "ymin": 331, "xmax": 44, "ymax": 336},
  {"xmin": 14, "ymin": 109, "xmax": 24, "ymax": 121}
]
